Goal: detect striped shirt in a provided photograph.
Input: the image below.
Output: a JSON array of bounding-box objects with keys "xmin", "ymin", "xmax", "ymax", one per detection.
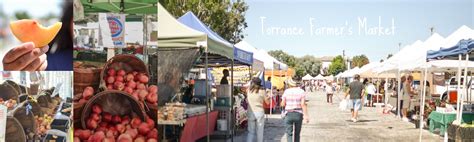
[{"xmin": 282, "ymin": 87, "xmax": 306, "ymax": 114}]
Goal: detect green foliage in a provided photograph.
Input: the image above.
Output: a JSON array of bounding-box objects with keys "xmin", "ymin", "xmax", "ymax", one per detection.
[
  {"xmin": 351, "ymin": 54, "xmax": 369, "ymax": 68},
  {"xmin": 160, "ymin": 0, "xmax": 248, "ymax": 44},
  {"xmin": 14, "ymin": 11, "xmax": 30, "ymax": 20},
  {"xmin": 267, "ymin": 50, "xmax": 322, "ymax": 79},
  {"xmin": 328, "ymin": 55, "xmax": 346, "ymax": 76},
  {"xmin": 295, "ymin": 55, "xmax": 322, "ymax": 78},
  {"xmin": 268, "ymin": 50, "xmax": 297, "ymax": 67}
]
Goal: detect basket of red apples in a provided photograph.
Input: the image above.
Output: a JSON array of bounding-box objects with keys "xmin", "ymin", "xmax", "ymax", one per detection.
[
  {"xmin": 78, "ymin": 90, "xmax": 158, "ymax": 141},
  {"xmin": 100, "ymin": 54, "xmax": 158, "ymax": 108}
]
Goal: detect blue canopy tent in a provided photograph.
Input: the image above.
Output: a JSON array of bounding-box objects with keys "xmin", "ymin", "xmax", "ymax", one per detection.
[
  {"xmin": 178, "ymin": 11, "xmax": 253, "ymax": 66},
  {"xmin": 427, "ymin": 39, "xmax": 474, "ymax": 61},
  {"xmin": 425, "ymin": 39, "xmax": 474, "ymax": 129}
]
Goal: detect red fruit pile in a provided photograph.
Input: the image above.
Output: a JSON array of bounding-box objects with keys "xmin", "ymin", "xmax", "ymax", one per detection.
[
  {"xmin": 74, "ymin": 86, "xmax": 94, "ymax": 104},
  {"xmin": 75, "ymin": 104, "xmax": 158, "ymax": 142},
  {"xmin": 105, "ymin": 68, "xmax": 158, "ymax": 105}
]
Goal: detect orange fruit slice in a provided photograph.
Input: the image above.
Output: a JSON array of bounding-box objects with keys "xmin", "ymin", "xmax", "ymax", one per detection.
[{"xmin": 10, "ymin": 19, "xmax": 62, "ymax": 48}]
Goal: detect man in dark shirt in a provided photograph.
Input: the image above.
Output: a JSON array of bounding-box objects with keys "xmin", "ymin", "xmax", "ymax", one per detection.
[
  {"xmin": 220, "ymin": 69, "xmax": 229, "ymax": 85},
  {"xmin": 344, "ymin": 74, "xmax": 365, "ymax": 122}
]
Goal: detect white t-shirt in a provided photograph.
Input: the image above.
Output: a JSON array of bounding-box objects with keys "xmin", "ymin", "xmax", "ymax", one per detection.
[
  {"xmin": 325, "ymin": 84, "xmax": 334, "ymax": 94},
  {"xmin": 367, "ymin": 83, "xmax": 377, "ymax": 95}
]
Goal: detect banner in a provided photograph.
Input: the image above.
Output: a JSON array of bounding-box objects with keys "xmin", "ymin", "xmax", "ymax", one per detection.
[
  {"xmin": 98, "ymin": 13, "xmax": 125, "ymax": 48},
  {"xmin": 0, "ymin": 105, "xmax": 7, "ymax": 142}
]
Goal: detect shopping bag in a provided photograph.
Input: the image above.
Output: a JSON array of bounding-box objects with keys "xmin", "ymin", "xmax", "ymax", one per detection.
[{"xmin": 339, "ymin": 99, "xmax": 348, "ymax": 111}]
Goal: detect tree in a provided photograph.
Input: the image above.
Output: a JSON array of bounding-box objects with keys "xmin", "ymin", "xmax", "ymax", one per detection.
[
  {"xmin": 328, "ymin": 55, "xmax": 347, "ymax": 76},
  {"xmin": 351, "ymin": 54, "xmax": 369, "ymax": 68},
  {"xmin": 14, "ymin": 11, "xmax": 30, "ymax": 20},
  {"xmin": 268, "ymin": 50, "xmax": 297, "ymax": 67},
  {"xmin": 295, "ymin": 55, "xmax": 321, "ymax": 78},
  {"xmin": 161, "ymin": 0, "xmax": 248, "ymax": 44}
]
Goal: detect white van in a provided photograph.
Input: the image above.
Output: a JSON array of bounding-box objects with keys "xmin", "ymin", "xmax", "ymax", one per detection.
[{"xmin": 440, "ymin": 76, "xmax": 474, "ymax": 104}]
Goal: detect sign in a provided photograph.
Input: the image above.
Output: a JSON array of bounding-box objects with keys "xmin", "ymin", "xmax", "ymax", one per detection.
[
  {"xmin": 98, "ymin": 13, "xmax": 125, "ymax": 48},
  {"xmin": 98, "ymin": 13, "xmax": 114, "ymax": 47},
  {"xmin": 0, "ymin": 105, "xmax": 7, "ymax": 142},
  {"xmin": 234, "ymin": 48, "xmax": 253, "ymax": 65}
]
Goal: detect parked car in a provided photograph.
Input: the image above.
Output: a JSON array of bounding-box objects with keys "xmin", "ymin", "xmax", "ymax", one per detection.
[{"xmin": 441, "ymin": 76, "xmax": 474, "ymax": 104}]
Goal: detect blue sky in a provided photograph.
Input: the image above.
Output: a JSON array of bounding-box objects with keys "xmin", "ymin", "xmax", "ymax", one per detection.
[{"xmin": 243, "ymin": 0, "xmax": 474, "ymax": 62}]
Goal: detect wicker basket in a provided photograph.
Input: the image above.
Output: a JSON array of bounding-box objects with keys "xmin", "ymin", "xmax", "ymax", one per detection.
[
  {"xmin": 10, "ymin": 104, "xmax": 37, "ymax": 136},
  {"xmin": 80, "ymin": 90, "xmax": 147, "ymax": 129},
  {"xmin": 99, "ymin": 54, "xmax": 149, "ymax": 90},
  {"xmin": 0, "ymin": 82, "xmax": 20, "ymax": 101},
  {"xmin": 5, "ymin": 116, "xmax": 27, "ymax": 142},
  {"xmin": 74, "ymin": 63, "xmax": 102, "ymax": 95}
]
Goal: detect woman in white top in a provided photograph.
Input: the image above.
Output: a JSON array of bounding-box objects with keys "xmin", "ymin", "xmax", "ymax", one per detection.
[{"xmin": 246, "ymin": 77, "xmax": 270, "ymax": 142}]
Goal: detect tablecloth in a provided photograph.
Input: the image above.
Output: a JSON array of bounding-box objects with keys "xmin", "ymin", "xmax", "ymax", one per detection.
[{"xmin": 429, "ymin": 111, "xmax": 474, "ymax": 134}]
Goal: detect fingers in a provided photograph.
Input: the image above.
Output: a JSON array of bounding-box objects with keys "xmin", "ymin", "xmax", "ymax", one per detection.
[
  {"xmin": 3, "ymin": 46, "xmax": 48, "ymax": 70},
  {"xmin": 3, "ymin": 42, "xmax": 35, "ymax": 63},
  {"xmin": 37, "ymin": 61, "xmax": 48, "ymax": 71},
  {"xmin": 23, "ymin": 54, "xmax": 47, "ymax": 71}
]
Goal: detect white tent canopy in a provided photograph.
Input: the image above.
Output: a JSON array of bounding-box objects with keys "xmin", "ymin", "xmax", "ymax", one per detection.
[
  {"xmin": 302, "ymin": 74, "xmax": 314, "ymax": 80},
  {"xmin": 314, "ymin": 74, "xmax": 325, "ymax": 80},
  {"xmin": 376, "ymin": 40, "xmax": 424, "ymax": 73},
  {"xmin": 341, "ymin": 67, "xmax": 361, "ymax": 78},
  {"xmin": 398, "ymin": 33, "xmax": 445, "ymax": 71}
]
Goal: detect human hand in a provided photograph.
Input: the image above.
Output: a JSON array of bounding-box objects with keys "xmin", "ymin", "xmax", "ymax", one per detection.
[
  {"xmin": 303, "ymin": 116, "xmax": 309, "ymax": 123},
  {"xmin": 3, "ymin": 42, "xmax": 48, "ymax": 71}
]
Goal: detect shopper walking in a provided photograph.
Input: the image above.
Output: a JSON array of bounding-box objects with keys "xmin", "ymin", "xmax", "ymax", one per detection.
[
  {"xmin": 246, "ymin": 77, "xmax": 270, "ymax": 142},
  {"xmin": 325, "ymin": 80, "xmax": 334, "ymax": 104},
  {"xmin": 345, "ymin": 74, "xmax": 365, "ymax": 122},
  {"xmin": 281, "ymin": 79, "xmax": 309, "ymax": 142}
]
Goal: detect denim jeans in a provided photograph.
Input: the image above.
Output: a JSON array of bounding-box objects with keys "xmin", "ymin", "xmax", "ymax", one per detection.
[
  {"xmin": 285, "ymin": 112, "xmax": 303, "ymax": 142},
  {"xmin": 247, "ymin": 111, "xmax": 265, "ymax": 142}
]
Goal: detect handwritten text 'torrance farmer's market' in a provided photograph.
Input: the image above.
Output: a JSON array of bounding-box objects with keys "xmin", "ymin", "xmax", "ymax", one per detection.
[{"xmin": 260, "ymin": 16, "xmax": 396, "ymax": 37}]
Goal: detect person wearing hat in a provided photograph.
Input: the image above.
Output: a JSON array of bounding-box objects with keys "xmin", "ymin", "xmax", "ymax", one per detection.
[
  {"xmin": 246, "ymin": 77, "xmax": 270, "ymax": 142},
  {"xmin": 281, "ymin": 78, "xmax": 309, "ymax": 142},
  {"xmin": 344, "ymin": 74, "xmax": 365, "ymax": 122}
]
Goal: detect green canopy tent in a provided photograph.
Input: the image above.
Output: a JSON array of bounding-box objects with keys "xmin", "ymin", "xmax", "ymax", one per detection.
[
  {"xmin": 80, "ymin": 0, "xmax": 157, "ymax": 14},
  {"xmin": 77, "ymin": 0, "xmax": 158, "ymax": 64}
]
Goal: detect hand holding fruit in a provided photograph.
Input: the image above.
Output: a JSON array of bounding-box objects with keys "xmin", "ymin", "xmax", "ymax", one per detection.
[{"xmin": 3, "ymin": 42, "xmax": 49, "ymax": 71}]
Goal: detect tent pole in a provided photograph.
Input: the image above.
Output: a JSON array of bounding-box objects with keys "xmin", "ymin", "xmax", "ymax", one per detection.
[
  {"xmin": 419, "ymin": 67, "xmax": 428, "ymax": 141},
  {"xmin": 459, "ymin": 54, "xmax": 469, "ymax": 125},
  {"xmin": 384, "ymin": 77, "xmax": 388, "ymax": 105},
  {"xmin": 205, "ymin": 52, "xmax": 210, "ymax": 142},
  {"xmin": 397, "ymin": 70, "xmax": 401, "ymax": 118},
  {"xmin": 231, "ymin": 59, "xmax": 234, "ymax": 140},
  {"xmin": 455, "ymin": 54, "xmax": 462, "ymax": 125}
]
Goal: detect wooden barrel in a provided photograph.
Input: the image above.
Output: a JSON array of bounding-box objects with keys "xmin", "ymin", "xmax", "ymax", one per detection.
[
  {"xmin": 5, "ymin": 116, "xmax": 27, "ymax": 142},
  {"xmin": 0, "ymin": 83, "xmax": 20, "ymax": 101},
  {"xmin": 80, "ymin": 90, "xmax": 146, "ymax": 129},
  {"xmin": 74, "ymin": 63, "xmax": 102, "ymax": 95},
  {"xmin": 99, "ymin": 54, "xmax": 149, "ymax": 90},
  {"xmin": 11, "ymin": 104, "xmax": 37, "ymax": 135}
]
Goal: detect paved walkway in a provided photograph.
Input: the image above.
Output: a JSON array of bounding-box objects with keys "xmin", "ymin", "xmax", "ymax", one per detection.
[{"xmin": 220, "ymin": 91, "xmax": 442, "ymax": 142}]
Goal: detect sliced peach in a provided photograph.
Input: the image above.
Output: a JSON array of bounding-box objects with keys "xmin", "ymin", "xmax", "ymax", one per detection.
[{"xmin": 10, "ymin": 19, "xmax": 62, "ymax": 48}]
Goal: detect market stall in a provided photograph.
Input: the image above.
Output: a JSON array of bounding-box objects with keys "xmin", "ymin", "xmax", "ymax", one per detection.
[
  {"xmin": 155, "ymin": 4, "xmax": 254, "ymax": 141},
  {"xmin": 0, "ymin": 72, "xmax": 72, "ymax": 142}
]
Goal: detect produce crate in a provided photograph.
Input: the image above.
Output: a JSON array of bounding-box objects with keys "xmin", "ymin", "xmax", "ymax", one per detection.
[
  {"xmin": 50, "ymin": 119, "xmax": 70, "ymax": 132},
  {"xmin": 448, "ymin": 123, "xmax": 474, "ymax": 141}
]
